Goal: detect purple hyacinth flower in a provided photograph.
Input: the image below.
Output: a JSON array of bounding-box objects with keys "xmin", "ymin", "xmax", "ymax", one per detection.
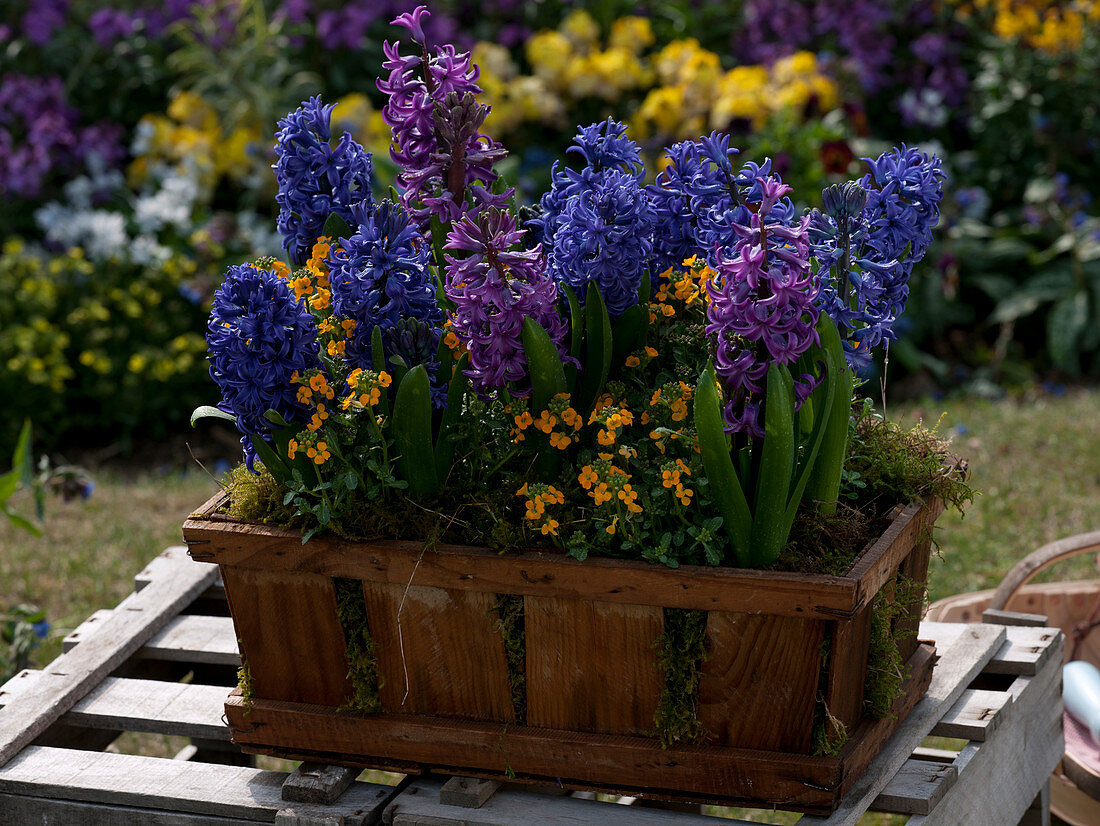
[
  {"xmin": 811, "ymin": 145, "xmax": 945, "ymax": 368},
  {"xmin": 273, "ymin": 96, "xmax": 373, "ymax": 266},
  {"xmin": 378, "ymin": 6, "xmax": 511, "ymax": 229},
  {"xmin": 444, "ymin": 208, "xmax": 569, "ymax": 399},
  {"xmin": 206, "ymin": 263, "xmax": 322, "ymax": 470},
  {"xmin": 706, "ymin": 180, "xmax": 820, "ymax": 437}
]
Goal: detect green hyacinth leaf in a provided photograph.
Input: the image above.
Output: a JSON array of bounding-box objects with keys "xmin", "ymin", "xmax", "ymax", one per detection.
[
  {"xmin": 393, "ymin": 364, "xmax": 440, "ymax": 499},
  {"xmin": 562, "ymin": 283, "xmax": 584, "ymax": 392},
  {"xmin": 749, "ymin": 364, "xmax": 795, "ymax": 568},
  {"xmin": 435, "ymin": 353, "xmax": 469, "ymax": 483},
  {"xmin": 321, "ymin": 211, "xmax": 353, "ymax": 243},
  {"xmin": 522, "ymin": 317, "xmax": 568, "ymax": 417},
  {"xmin": 694, "ymin": 363, "xmax": 751, "ymax": 566},
  {"xmin": 575, "ymin": 281, "xmax": 613, "ymax": 416},
  {"xmin": 803, "ymin": 313, "xmax": 852, "ymax": 516}
]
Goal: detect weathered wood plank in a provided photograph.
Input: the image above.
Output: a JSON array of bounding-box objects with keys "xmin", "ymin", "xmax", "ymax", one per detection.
[
  {"xmin": 930, "ymin": 688, "xmax": 1013, "ymax": 742},
  {"xmin": 220, "ymin": 567, "xmax": 351, "ymax": 707},
  {"xmin": 0, "ymin": 670, "xmax": 229, "ymax": 741},
  {"xmin": 916, "ymin": 646, "xmax": 1064, "ymax": 826},
  {"xmin": 225, "ymin": 690, "xmax": 844, "ymax": 810},
  {"xmin": 438, "ymin": 776, "xmax": 500, "ymax": 809},
  {"xmin": 871, "ymin": 758, "xmax": 957, "ymax": 815},
  {"xmin": 919, "ymin": 622, "xmax": 1060, "ymax": 676},
  {"xmin": 383, "ymin": 776, "xmax": 745, "ymax": 825},
  {"xmin": 0, "ymin": 793, "xmax": 261, "ymax": 825},
  {"xmin": 0, "ymin": 550, "xmax": 218, "ymax": 769},
  {"xmin": 824, "ymin": 607, "xmax": 873, "ymax": 736},
  {"xmin": 363, "ymin": 583, "xmax": 514, "ymax": 722},
  {"xmin": 981, "ymin": 608, "xmax": 1049, "ymax": 628},
  {"xmin": 525, "ymin": 597, "xmax": 664, "ymax": 736},
  {"xmin": 0, "ymin": 746, "xmax": 398, "ymax": 822},
  {"xmin": 186, "ymin": 495, "xmax": 951, "ymax": 619},
  {"xmin": 849, "ymin": 498, "xmax": 943, "ymax": 611},
  {"xmin": 282, "ymin": 763, "xmax": 358, "ymax": 805},
  {"xmin": 65, "ymin": 612, "xmax": 239, "ymax": 666},
  {"xmin": 801, "ymin": 623, "xmax": 1007, "ymax": 826},
  {"xmin": 696, "ymin": 612, "xmax": 826, "ymax": 751}
]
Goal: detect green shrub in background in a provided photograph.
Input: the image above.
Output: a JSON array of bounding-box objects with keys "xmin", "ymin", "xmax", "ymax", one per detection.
[{"xmin": 0, "ymin": 241, "xmax": 210, "ymax": 455}]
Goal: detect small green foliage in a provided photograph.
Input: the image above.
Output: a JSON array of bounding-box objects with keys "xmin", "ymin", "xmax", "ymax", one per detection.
[
  {"xmin": 653, "ymin": 608, "xmax": 711, "ymax": 748},
  {"xmin": 812, "ymin": 706, "xmax": 849, "ymax": 757},
  {"xmin": 237, "ymin": 652, "xmax": 254, "ymax": 715},
  {"xmin": 225, "ymin": 462, "xmax": 288, "ymax": 523},
  {"xmin": 333, "ymin": 577, "xmax": 383, "ymax": 713},
  {"xmin": 864, "ymin": 575, "xmax": 921, "ymax": 719},
  {"xmin": 489, "ymin": 594, "xmax": 526, "ymax": 724},
  {"xmin": 844, "ymin": 402, "xmax": 974, "ymax": 516}
]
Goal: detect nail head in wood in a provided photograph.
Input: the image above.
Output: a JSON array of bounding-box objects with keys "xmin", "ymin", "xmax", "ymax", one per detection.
[
  {"xmin": 282, "ymin": 762, "xmax": 359, "ymax": 804},
  {"xmin": 439, "ymin": 775, "xmax": 501, "ymax": 808}
]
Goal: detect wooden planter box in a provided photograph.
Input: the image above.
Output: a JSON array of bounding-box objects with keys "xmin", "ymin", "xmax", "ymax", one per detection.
[{"xmin": 182, "ymin": 494, "xmax": 942, "ymax": 814}]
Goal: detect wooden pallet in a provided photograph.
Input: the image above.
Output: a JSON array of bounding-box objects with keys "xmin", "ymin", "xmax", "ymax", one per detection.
[{"xmin": 0, "ymin": 548, "xmax": 1064, "ymax": 825}]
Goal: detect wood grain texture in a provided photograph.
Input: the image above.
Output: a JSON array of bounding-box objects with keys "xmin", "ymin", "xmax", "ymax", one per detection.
[
  {"xmin": 65, "ymin": 612, "xmax": 239, "ymax": 667},
  {"xmin": 224, "ymin": 688, "xmax": 847, "ymax": 812},
  {"xmin": 185, "ymin": 495, "xmax": 944, "ymax": 620},
  {"xmin": 0, "ymin": 794, "xmax": 262, "ymax": 825},
  {"xmin": 362, "ymin": 582, "xmax": 514, "ymax": 722},
  {"xmin": 871, "ymin": 758, "xmax": 957, "ymax": 815},
  {"xmin": 930, "ymin": 687, "xmax": 1013, "ymax": 742},
  {"xmin": 696, "ymin": 612, "xmax": 826, "ymax": 752},
  {"xmin": 804, "ymin": 625, "xmax": 1007, "ymax": 825},
  {"xmin": 525, "ymin": 597, "xmax": 664, "ymax": 736},
  {"xmin": 385, "ymin": 776, "xmax": 743, "ymax": 826},
  {"xmin": 0, "ymin": 671, "xmax": 229, "ymax": 741},
  {"xmin": 220, "ymin": 567, "xmax": 351, "ymax": 707},
  {"xmin": 0, "ymin": 746, "xmax": 397, "ymax": 822},
  {"xmin": 825, "ymin": 608, "xmax": 873, "ymax": 735},
  {"xmin": 896, "ymin": 520, "xmax": 934, "ymax": 664},
  {"xmin": 0, "ymin": 550, "xmax": 217, "ymax": 770}
]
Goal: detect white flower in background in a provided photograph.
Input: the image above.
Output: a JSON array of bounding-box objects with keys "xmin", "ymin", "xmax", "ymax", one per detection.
[
  {"xmin": 130, "ymin": 234, "xmax": 173, "ymax": 266},
  {"xmin": 35, "ymin": 203, "xmax": 129, "ymax": 261},
  {"xmin": 134, "ymin": 171, "xmax": 200, "ymax": 234}
]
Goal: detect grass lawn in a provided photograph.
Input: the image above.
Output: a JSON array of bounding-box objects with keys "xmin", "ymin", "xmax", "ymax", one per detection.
[{"xmin": 2, "ymin": 385, "xmax": 1097, "ymax": 824}]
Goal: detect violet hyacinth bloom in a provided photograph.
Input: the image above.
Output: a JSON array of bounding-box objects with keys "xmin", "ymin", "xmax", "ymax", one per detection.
[
  {"xmin": 532, "ymin": 119, "xmax": 654, "ymax": 316},
  {"xmin": 326, "ymin": 199, "xmax": 446, "ymax": 401},
  {"xmin": 810, "ymin": 146, "xmax": 944, "ymax": 368},
  {"xmin": 273, "ymin": 96, "xmax": 373, "ymax": 266},
  {"xmin": 378, "ymin": 5, "xmax": 511, "ymax": 228},
  {"xmin": 207, "ymin": 263, "xmax": 322, "ymax": 471},
  {"xmin": 706, "ymin": 178, "xmax": 820, "ymax": 437},
  {"xmin": 444, "ymin": 208, "xmax": 568, "ymax": 398}
]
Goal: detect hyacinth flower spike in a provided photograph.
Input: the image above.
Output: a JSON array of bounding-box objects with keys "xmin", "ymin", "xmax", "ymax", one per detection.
[
  {"xmin": 378, "ymin": 4, "xmax": 512, "ymax": 239},
  {"xmin": 804, "ymin": 147, "xmax": 944, "ymax": 515},
  {"xmin": 695, "ymin": 175, "xmax": 837, "ymax": 567}
]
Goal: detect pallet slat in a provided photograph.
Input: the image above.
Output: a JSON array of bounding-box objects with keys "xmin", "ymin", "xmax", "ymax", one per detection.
[
  {"xmin": 0, "ymin": 671, "xmax": 230, "ymax": 741},
  {"xmin": 920, "ymin": 622, "xmax": 1060, "ymax": 676},
  {"xmin": 384, "ymin": 776, "xmax": 742, "ymax": 826},
  {"xmin": 871, "ymin": 758, "xmax": 957, "ymax": 815},
  {"xmin": 930, "ymin": 688, "xmax": 1013, "ymax": 742},
  {"xmin": 0, "ymin": 746, "xmax": 395, "ymax": 822},
  {"xmin": 65, "ymin": 612, "xmax": 239, "ymax": 666},
  {"xmin": 0, "ymin": 552, "xmax": 219, "ymax": 769}
]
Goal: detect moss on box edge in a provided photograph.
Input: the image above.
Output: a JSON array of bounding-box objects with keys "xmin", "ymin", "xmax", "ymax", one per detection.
[
  {"xmin": 653, "ymin": 607, "xmax": 711, "ymax": 748},
  {"xmin": 333, "ymin": 577, "xmax": 384, "ymax": 713},
  {"xmin": 489, "ymin": 594, "xmax": 527, "ymax": 725}
]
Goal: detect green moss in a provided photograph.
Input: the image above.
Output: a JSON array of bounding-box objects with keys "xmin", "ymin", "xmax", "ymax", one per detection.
[
  {"xmin": 810, "ymin": 636, "xmax": 849, "ymax": 757},
  {"xmin": 864, "ymin": 575, "xmax": 921, "ymax": 719},
  {"xmin": 225, "ymin": 463, "xmax": 294, "ymax": 523},
  {"xmin": 653, "ymin": 608, "xmax": 711, "ymax": 748},
  {"xmin": 332, "ymin": 577, "xmax": 383, "ymax": 713},
  {"xmin": 237, "ymin": 651, "xmax": 253, "ymax": 715},
  {"xmin": 489, "ymin": 594, "xmax": 526, "ymax": 725},
  {"xmin": 844, "ymin": 410, "xmax": 975, "ymax": 516}
]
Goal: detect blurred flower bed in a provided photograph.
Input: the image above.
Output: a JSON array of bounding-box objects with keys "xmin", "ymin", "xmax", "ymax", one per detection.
[{"xmin": 2, "ymin": 0, "xmax": 1098, "ymax": 454}]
